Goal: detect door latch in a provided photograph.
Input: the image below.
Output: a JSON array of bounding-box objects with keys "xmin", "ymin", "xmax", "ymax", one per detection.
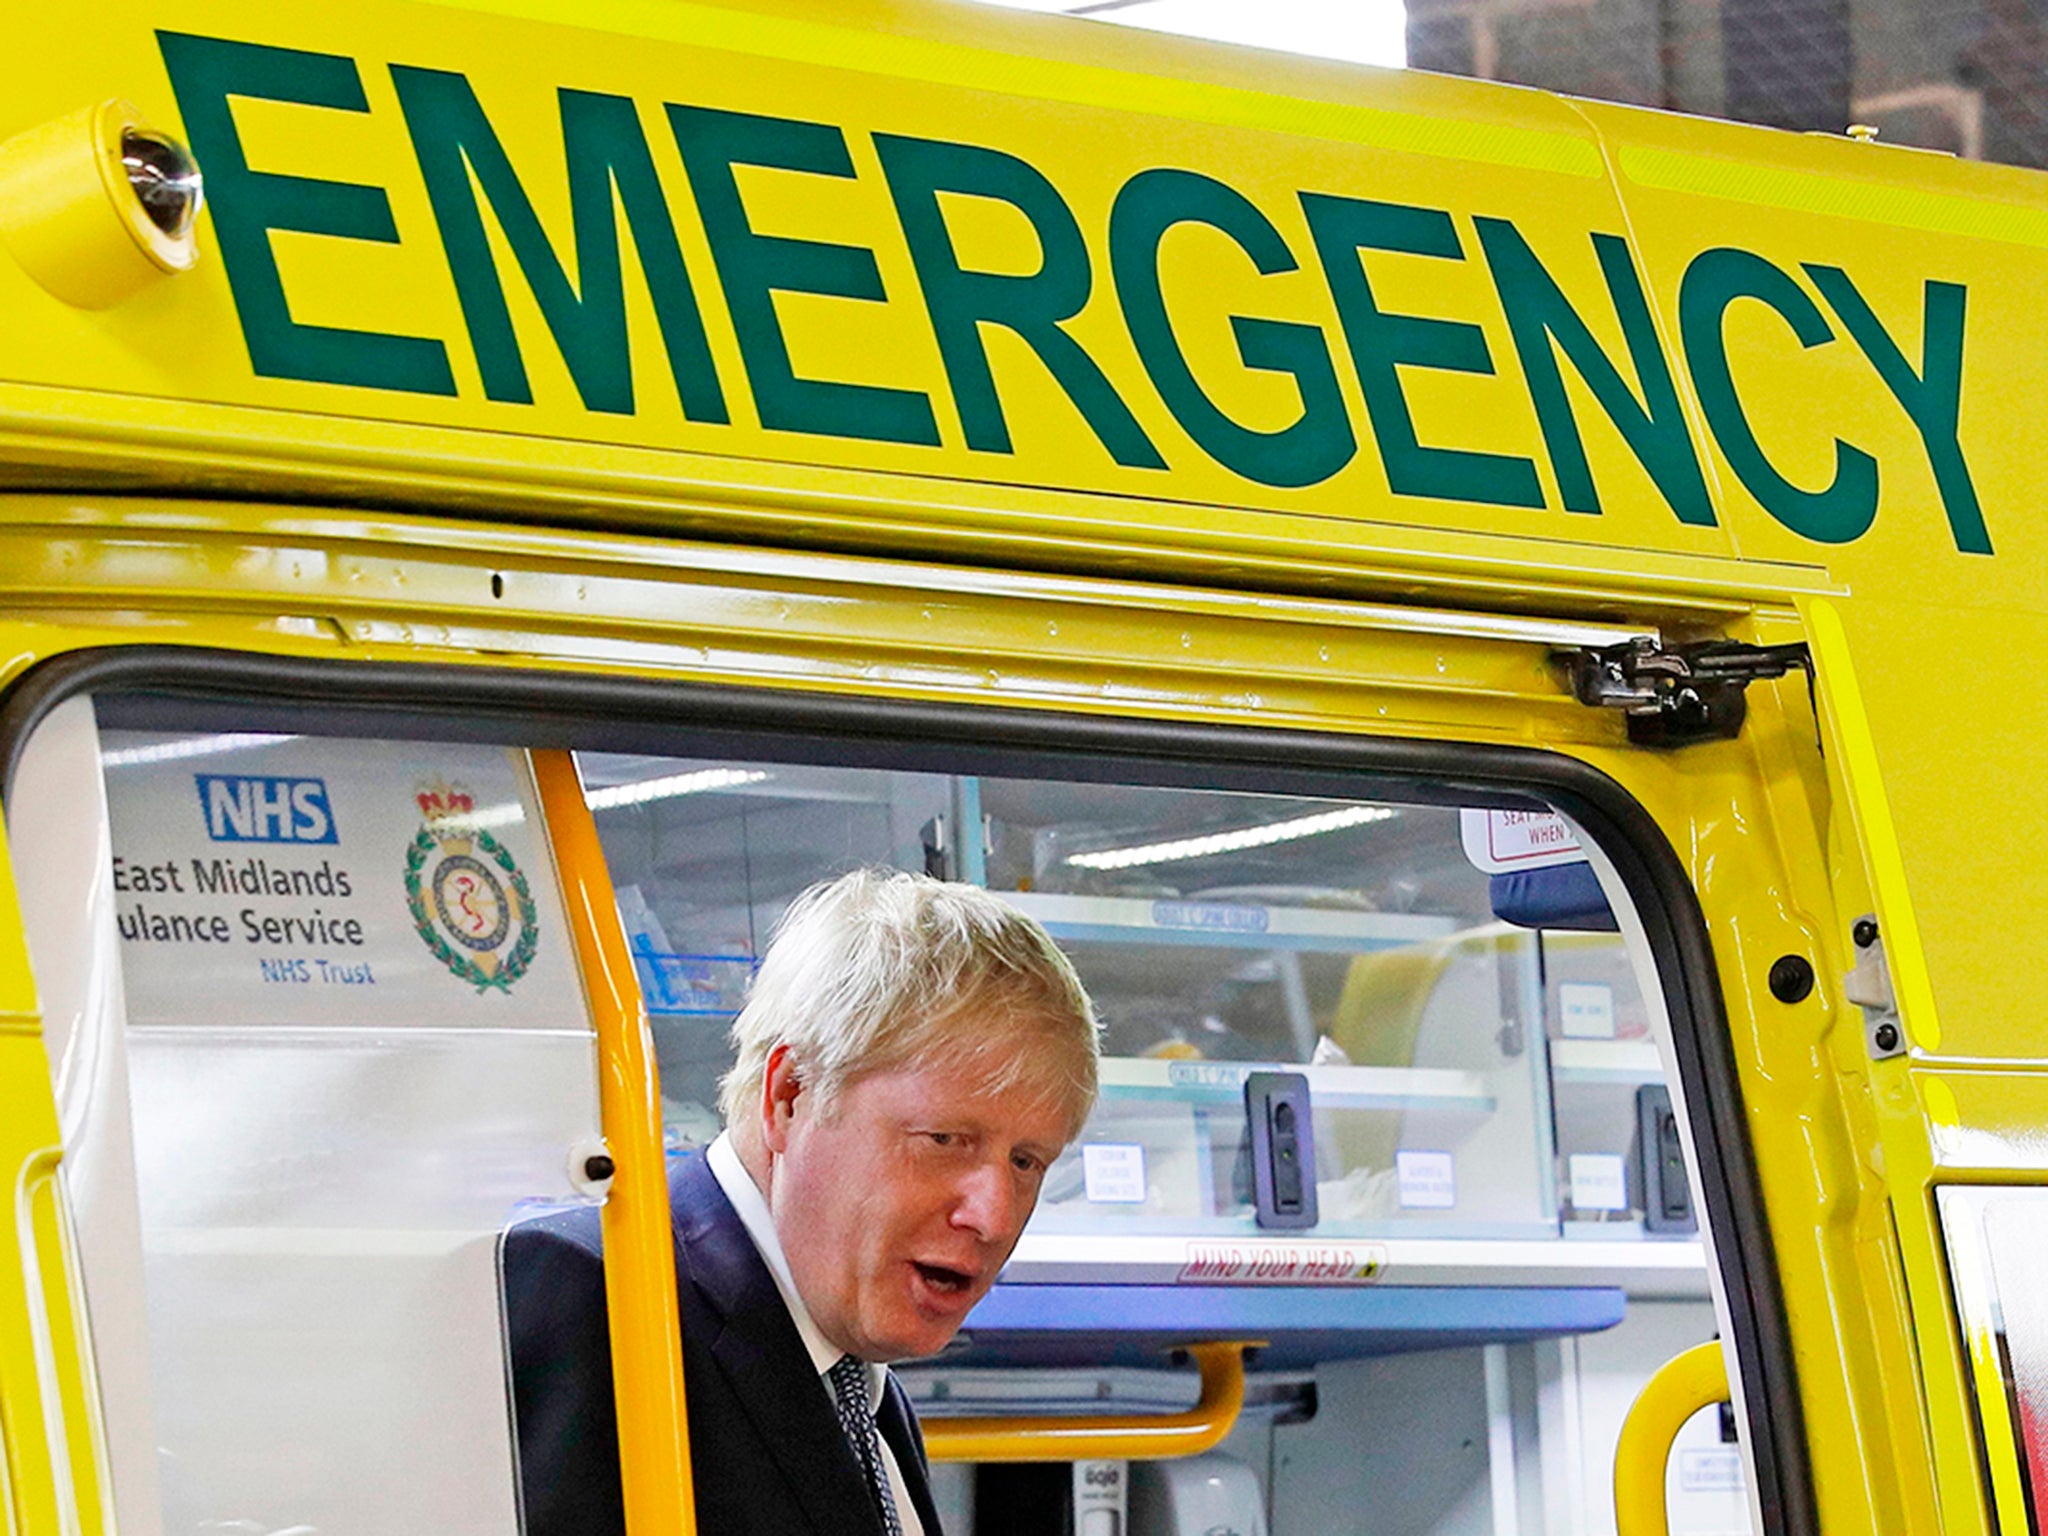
[{"xmin": 1561, "ymin": 637, "xmax": 1812, "ymax": 746}]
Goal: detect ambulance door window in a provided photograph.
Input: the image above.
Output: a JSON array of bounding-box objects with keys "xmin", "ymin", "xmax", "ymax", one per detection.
[
  {"xmin": 10, "ymin": 702, "xmax": 602, "ymax": 1536},
  {"xmin": 590, "ymin": 756, "xmax": 1698, "ymax": 1245},
  {"xmin": 580, "ymin": 750, "xmax": 1733, "ymax": 1536}
]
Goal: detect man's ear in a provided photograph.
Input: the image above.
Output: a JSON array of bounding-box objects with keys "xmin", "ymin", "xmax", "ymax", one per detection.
[{"xmin": 761, "ymin": 1043, "xmax": 805, "ymax": 1156}]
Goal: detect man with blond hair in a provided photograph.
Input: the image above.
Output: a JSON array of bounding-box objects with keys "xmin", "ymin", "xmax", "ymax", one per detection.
[{"xmin": 506, "ymin": 868, "xmax": 1100, "ymax": 1536}]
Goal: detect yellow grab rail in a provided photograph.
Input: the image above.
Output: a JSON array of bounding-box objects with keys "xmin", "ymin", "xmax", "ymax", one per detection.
[
  {"xmin": 922, "ymin": 1341, "xmax": 1257, "ymax": 1463},
  {"xmin": 1614, "ymin": 1340, "xmax": 1730, "ymax": 1536},
  {"xmin": 531, "ymin": 749, "xmax": 696, "ymax": 1536}
]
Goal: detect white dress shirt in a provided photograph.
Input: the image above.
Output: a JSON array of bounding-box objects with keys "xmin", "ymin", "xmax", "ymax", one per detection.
[{"xmin": 706, "ymin": 1133, "xmax": 927, "ymax": 1536}]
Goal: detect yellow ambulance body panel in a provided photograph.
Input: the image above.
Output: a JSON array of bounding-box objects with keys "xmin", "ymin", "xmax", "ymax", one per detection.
[{"xmin": 0, "ymin": 2, "xmax": 2041, "ymax": 1533}]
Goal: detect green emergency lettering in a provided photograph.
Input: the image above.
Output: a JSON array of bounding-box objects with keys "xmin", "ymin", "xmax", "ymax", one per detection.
[
  {"xmin": 157, "ymin": 33, "xmax": 455, "ymax": 396},
  {"xmin": 1109, "ymin": 169, "xmax": 1353, "ymax": 490},
  {"xmin": 1680, "ymin": 249, "xmax": 1878, "ymax": 545},
  {"xmin": 1803, "ymin": 265, "xmax": 1989, "ymax": 554},
  {"xmin": 391, "ymin": 70, "xmax": 726, "ymax": 421},
  {"xmin": 1476, "ymin": 219, "xmax": 1714, "ymax": 527},
  {"xmin": 166, "ymin": 40, "xmax": 1996, "ymax": 561},
  {"xmin": 1301, "ymin": 193, "xmax": 1542, "ymax": 509},
  {"xmin": 876, "ymin": 134, "xmax": 1162, "ymax": 468},
  {"xmin": 668, "ymin": 105, "xmax": 939, "ymax": 446}
]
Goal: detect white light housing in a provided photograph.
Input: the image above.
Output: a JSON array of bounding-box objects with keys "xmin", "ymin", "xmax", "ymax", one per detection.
[{"xmin": 975, "ymin": 0, "xmax": 1408, "ymax": 70}]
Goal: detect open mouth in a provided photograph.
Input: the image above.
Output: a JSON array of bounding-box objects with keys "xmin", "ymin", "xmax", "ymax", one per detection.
[{"xmin": 911, "ymin": 1261, "xmax": 977, "ymax": 1297}]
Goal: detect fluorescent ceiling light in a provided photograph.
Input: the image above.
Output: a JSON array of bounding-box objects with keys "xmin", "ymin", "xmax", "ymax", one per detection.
[
  {"xmin": 1066, "ymin": 804, "xmax": 1396, "ymax": 869},
  {"xmin": 587, "ymin": 768, "xmax": 769, "ymax": 810},
  {"xmin": 444, "ymin": 769, "xmax": 772, "ymax": 836},
  {"xmin": 101, "ymin": 733, "xmax": 300, "ymax": 768}
]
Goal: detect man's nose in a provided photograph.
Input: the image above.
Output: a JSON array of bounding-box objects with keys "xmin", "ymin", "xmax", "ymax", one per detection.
[{"xmin": 951, "ymin": 1160, "xmax": 1022, "ymax": 1241}]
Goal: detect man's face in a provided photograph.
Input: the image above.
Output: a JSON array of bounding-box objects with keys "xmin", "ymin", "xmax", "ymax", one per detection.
[{"xmin": 762, "ymin": 1043, "xmax": 1072, "ymax": 1362}]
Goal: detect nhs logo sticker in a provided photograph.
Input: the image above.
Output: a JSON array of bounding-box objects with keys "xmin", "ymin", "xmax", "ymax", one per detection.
[{"xmin": 196, "ymin": 775, "xmax": 339, "ymax": 844}]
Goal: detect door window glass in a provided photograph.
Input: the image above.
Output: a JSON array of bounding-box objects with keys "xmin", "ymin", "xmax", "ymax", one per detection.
[
  {"xmin": 583, "ymin": 750, "xmax": 1726, "ymax": 1534},
  {"xmin": 586, "ymin": 755, "xmax": 1690, "ymax": 1246}
]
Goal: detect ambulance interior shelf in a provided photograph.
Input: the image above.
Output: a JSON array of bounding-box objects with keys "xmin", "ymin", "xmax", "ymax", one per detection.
[
  {"xmin": 904, "ymin": 1281, "xmax": 1628, "ymax": 1374},
  {"xmin": 599, "ymin": 760, "xmax": 1708, "ymax": 1286}
]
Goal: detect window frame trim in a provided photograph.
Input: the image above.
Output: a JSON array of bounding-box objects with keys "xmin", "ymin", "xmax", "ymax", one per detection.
[{"xmin": 0, "ymin": 641, "xmax": 1812, "ymax": 1535}]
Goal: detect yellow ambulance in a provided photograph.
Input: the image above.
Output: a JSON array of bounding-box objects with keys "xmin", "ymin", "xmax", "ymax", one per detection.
[{"xmin": 0, "ymin": 2, "xmax": 2036, "ymax": 1534}]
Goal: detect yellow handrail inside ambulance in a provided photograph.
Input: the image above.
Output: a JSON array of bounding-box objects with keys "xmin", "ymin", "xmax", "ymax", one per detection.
[
  {"xmin": 1614, "ymin": 1341, "xmax": 1733, "ymax": 1536},
  {"xmin": 922, "ymin": 1341, "xmax": 1256, "ymax": 1463}
]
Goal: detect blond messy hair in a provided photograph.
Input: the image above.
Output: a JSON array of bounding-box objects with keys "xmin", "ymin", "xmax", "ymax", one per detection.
[{"xmin": 719, "ymin": 869, "xmax": 1099, "ymax": 1141}]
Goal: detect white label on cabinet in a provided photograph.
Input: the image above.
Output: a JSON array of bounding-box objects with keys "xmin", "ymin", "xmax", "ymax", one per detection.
[
  {"xmin": 1165, "ymin": 1061, "xmax": 1256, "ymax": 1091},
  {"xmin": 1082, "ymin": 1143, "xmax": 1147, "ymax": 1204},
  {"xmin": 1396, "ymin": 1150, "xmax": 1457, "ymax": 1209},
  {"xmin": 1458, "ymin": 808, "xmax": 1585, "ymax": 872},
  {"xmin": 1678, "ymin": 1447, "xmax": 1744, "ymax": 1492},
  {"xmin": 1569, "ymin": 1153, "xmax": 1630, "ymax": 1212},
  {"xmin": 1559, "ymin": 982, "xmax": 1616, "ymax": 1039},
  {"xmin": 1179, "ymin": 1240, "xmax": 1386, "ymax": 1284},
  {"xmin": 1150, "ymin": 900, "xmax": 1269, "ymax": 934}
]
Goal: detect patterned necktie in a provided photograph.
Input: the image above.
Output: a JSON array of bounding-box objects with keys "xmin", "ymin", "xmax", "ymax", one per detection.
[{"xmin": 827, "ymin": 1354, "xmax": 904, "ymax": 1536}]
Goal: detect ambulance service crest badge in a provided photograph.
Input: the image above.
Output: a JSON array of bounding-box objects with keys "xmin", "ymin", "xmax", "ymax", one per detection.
[{"xmin": 404, "ymin": 783, "xmax": 539, "ymax": 993}]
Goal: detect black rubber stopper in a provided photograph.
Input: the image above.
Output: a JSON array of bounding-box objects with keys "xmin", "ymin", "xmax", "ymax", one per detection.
[{"xmin": 1768, "ymin": 954, "xmax": 1815, "ymax": 1005}]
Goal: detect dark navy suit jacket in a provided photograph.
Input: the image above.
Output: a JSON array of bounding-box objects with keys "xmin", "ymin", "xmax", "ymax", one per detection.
[{"xmin": 501, "ymin": 1150, "xmax": 943, "ymax": 1536}]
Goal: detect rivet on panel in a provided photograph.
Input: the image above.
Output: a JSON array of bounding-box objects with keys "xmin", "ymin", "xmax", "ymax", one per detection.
[{"xmin": 1767, "ymin": 954, "xmax": 1815, "ymax": 1004}]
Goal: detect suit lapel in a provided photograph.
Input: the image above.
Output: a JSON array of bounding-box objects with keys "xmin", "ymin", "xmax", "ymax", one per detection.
[{"xmin": 669, "ymin": 1154, "xmax": 883, "ymax": 1536}]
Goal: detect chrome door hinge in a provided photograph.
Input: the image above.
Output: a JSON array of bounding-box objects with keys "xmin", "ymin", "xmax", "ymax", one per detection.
[
  {"xmin": 1844, "ymin": 914, "xmax": 1906, "ymax": 1059},
  {"xmin": 1561, "ymin": 637, "xmax": 1813, "ymax": 746}
]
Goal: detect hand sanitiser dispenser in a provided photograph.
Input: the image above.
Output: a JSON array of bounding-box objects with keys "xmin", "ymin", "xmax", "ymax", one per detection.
[{"xmin": 1128, "ymin": 1454, "xmax": 1267, "ymax": 1536}]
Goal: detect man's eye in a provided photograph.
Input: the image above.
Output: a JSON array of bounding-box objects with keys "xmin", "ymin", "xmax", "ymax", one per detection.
[
  {"xmin": 1011, "ymin": 1153, "xmax": 1044, "ymax": 1175},
  {"xmin": 926, "ymin": 1131, "xmax": 958, "ymax": 1147}
]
